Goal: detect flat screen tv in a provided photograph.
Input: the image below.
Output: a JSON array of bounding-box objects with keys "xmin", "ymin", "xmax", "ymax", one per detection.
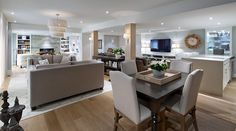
[{"xmin": 150, "ymin": 39, "xmax": 171, "ymax": 52}]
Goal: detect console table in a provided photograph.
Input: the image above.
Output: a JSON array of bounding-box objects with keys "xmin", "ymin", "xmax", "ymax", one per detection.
[
  {"xmin": 93, "ymin": 55, "xmax": 125, "ymax": 74},
  {"xmin": 142, "ymin": 53, "xmax": 175, "ymax": 61}
]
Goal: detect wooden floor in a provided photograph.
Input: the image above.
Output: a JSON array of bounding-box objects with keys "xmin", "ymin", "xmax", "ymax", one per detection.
[
  {"xmin": 0, "ymin": 76, "xmax": 10, "ymax": 91},
  {"xmin": 20, "ymin": 92, "xmax": 138, "ymax": 131},
  {"xmin": 18, "ymin": 91, "xmax": 236, "ymax": 131},
  {"xmin": 1, "ymin": 69, "xmax": 236, "ymax": 131}
]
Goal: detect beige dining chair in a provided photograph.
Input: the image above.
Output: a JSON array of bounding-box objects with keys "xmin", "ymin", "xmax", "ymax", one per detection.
[
  {"xmin": 120, "ymin": 60, "xmax": 138, "ymax": 75},
  {"xmin": 169, "ymin": 60, "xmax": 192, "ymax": 73},
  {"xmin": 162, "ymin": 69, "xmax": 203, "ymax": 131},
  {"xmin": 110, "ymin": 71, "xmax": 151, "ymax": 131}
]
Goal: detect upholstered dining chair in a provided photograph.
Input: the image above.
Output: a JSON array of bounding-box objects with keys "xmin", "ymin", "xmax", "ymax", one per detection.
[
  {"xmin": 110, "ymin": 71, "xmax": 151, "ymax": 131},
  {"xmin": 120, "ymin": 60, "xmax": 138, "ymax": 75},
  {"xmin": 162, "ymin": 69, "xmax": 203, "ymax": 131},
  {"xmin": 169, "ymin": 60, "xmax": 192, "ymax": 73}
]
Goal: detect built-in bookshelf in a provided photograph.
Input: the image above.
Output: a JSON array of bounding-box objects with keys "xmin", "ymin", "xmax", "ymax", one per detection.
[
  {"xmin": 60, "ymin": 37, "xmax": 70, "ymax": 53},
  {"xmin": 17, "ymin": 35, "xmax": 31, "ymax": 54}
]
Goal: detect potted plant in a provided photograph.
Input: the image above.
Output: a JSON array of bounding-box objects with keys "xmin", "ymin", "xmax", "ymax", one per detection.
[
  {"xmin": 113, "ymin": 48, "xmax": 124, "ymax": 59},
  {"xmin": 150, "ymin": 59, "xmax": 169, "ymax": 77}
]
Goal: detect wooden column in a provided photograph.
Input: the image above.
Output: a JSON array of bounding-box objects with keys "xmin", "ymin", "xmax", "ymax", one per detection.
[
  {"xmin": 92, "ymin": 31, "xmax": 99, "ymax": 56},
  {"xmin": 124, "ymin": 23, "xmax": 136, "ymax": 60}
]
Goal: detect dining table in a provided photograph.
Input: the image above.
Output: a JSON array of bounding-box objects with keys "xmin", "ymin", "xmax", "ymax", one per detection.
[{"xmin": 133, "ymin": 73, "xmax": 188, "ymax": 131}]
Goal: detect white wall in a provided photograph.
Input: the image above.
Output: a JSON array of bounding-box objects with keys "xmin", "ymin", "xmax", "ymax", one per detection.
[
  {"xmin": 81, "ymin": 33, "xmax": 92, "ymax": 60},
  {"xmin": 104, "ymin": 35, "xmax": 119, "ymax": 52},
  {"xmin": 136, "ymin": 34, "xmax": 142, "ymax": 57},
  {"xmin": 119, "ymin": 35, "xmax": 126, "ymax": 50},
  {"xmin": 141, "ymin": 29, "xmax": 206, "ymax": 55},
  {"xmin": 95, "ymin": 33, "xmax": 141, "ymax": 57},
  {"xmin": 0, "ymin": 12, "xmax": 8, "ymax": 87}
]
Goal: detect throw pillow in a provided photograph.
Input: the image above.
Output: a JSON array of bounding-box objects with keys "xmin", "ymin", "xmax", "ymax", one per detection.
[
  {"xmin": 61, "ymin": 56, "xmax": 70, "ymax": 64},
  {"xmin": 38, "ymin": 59, "xmax": 49, "ymax": 65}
]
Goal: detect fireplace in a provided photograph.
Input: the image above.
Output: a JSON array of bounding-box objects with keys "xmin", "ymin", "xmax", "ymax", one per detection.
[{"xmin": 39, "ymin": 48, "xmax": 54, "ymax": 55}]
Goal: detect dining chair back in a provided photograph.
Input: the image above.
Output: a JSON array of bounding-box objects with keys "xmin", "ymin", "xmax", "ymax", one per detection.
[
  {"xmin": 170, "ymin": 60, "xmax": 192, "ymax": 73},
  {"xmin": 121, "ymin": 60, "xmax": 138, "ymax": 75},
  {"xmin": 179, "ymin": 69, "xmax": 203, "ymax": 115},
  {"xmin": 110, "ymin": 71, "xmax": 140, "ymax": 124}
]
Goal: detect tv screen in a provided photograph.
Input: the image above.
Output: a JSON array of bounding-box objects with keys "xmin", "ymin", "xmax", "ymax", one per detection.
[{"xmin": 150, "ymin": 39, "xmax": 171, "ymax": 52}]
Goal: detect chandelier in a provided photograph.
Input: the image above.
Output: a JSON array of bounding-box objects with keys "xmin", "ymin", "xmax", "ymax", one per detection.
[{"xmin": 48, "ymin": 14, "xmax": 67, "ymax": 38}]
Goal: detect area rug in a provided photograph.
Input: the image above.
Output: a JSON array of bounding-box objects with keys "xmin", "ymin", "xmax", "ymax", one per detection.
[{"xmin": 7, "ymin": 70, "xmax": 112, "ymax": 120}]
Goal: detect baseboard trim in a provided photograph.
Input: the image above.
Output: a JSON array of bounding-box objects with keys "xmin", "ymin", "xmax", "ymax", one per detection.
[{"xmin": 7, "ymin": 70, "xmax": 12, "ymax": 76}]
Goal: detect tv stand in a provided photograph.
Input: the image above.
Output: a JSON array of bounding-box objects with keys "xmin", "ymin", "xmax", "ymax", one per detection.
[{"xmin": 142, "ymin": 52, "xmax": 176, "ymax": 61}]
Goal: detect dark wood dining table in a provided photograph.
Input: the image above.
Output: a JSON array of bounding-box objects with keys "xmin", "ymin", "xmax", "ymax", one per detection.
[{"xmin": 134, "ymin": 73, "xmax": 188, "ymax": 131}]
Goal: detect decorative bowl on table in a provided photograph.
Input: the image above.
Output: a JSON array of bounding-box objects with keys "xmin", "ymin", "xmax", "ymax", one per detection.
[
  {"xmin": 152, "ymin": 70, "xmax": 165, "ymax": 78},
  {"xmin": 115, "ymin": 54, "xmax": 121, "ymax": 59},
  {"xmin": 150, "ymin": 59, "xmax": 169, "ymax": 78}
]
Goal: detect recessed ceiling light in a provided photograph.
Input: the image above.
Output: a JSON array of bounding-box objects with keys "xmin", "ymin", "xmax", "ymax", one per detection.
[
  {"xmin": 11, "ymin": 12, "xmax": 15, "ymax": 15},
  {"xmin": 80, "ymin": 20, "xmax": 83, "ymax": 24},
  {"xmin": 105, "ymin": 10, "xmax": 110, "ymax": 14},
  {"xmin": 209, "ymin": 17, "xmax": 213, "ymax": 20},
  {"xmin": 217, "ymin": 22, "xmax": 221, "ymax": 25},
  {"xmin": 161, "ymin": 22, "xmax": 164, "ymax": 26},
  {"xmin": 14, "ymin": 21, "xmax": 16, "ymax": 23},
  {"xmin": 178, "ymin": 26, "xmax": 181, "ymax": 30}
]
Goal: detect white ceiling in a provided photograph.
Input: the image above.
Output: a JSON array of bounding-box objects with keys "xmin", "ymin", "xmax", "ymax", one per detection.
[
  {"xmin": 0, "ymin": 0, "xmax": 179, "ymax": 28},
  {"xmin": 138, "ymin": 2, "xmax": 236, "ymax": 33},
  {"xmin": 1, "ymin": 0, "xmax": 236, "ymax": 34},
  {"xmin": 99, "ymin": 2, "xmax": 236, "ymax": 35}
]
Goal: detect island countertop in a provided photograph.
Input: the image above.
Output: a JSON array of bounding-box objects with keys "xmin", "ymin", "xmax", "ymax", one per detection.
[{"xmin": 186, "ymin": 55, "xmax": 234, "ymax": 61}]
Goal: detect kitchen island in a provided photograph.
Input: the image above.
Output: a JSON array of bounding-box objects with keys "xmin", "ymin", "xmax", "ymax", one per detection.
[{"xmin": 184, "ymin": 55, "xmax": 234, "ymax": 96}]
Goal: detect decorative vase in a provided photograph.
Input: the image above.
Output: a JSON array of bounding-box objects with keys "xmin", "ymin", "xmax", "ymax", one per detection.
[
  {"xmin": 152, "ymin": 70, "xmax": 164, "ymax": 78},
  {"xmin": 115, "ymin": 54, "xmax": 121, "ymax": 59}
]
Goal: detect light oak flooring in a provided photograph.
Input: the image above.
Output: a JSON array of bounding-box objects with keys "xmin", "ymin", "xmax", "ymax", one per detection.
[
  {"xmin": 197, "ymin": 79, "xmax": 236, "ymax": 124},
  {"xmin": 0, "ymin": 76, "xmax": 10, "ymax": 91},
  {"xmin": 1, "ymin": 69, "xmax": 236, "ymax": 130},
  {"xmin": 20, "ymin": 92, "xmax": 138, "ymax": 131},
  {"xmin": 19, "ymin": 92, "xmax": 236, "ymax": 131}
]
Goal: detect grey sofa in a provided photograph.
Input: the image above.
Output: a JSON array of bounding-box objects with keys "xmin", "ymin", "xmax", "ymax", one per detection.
[
  {"xmin": 27, "ymin": 54, "xmax": 76, "ymax": 67},
  {"xmin": 28, "ymin": 60, "xmax": 104, "ymax": 109}
]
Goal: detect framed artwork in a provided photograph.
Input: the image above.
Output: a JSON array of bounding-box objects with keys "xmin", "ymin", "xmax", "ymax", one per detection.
[
  {"xmin": 185, "ymin": 34, "xmax": 201, "ymax": 49},
  {"xmin": 98, "ymin": 39, "xmax": 102, "ymax": 49}
]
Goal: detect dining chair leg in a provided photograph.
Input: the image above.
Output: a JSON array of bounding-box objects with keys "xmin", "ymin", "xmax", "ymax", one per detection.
[
  {"xmin": 191, "ymin": 108, "xmax": 198, "ymax": 131},
  {"xmin": 114, "ymin": 109, "xmax": 119, "ymax": 131}
]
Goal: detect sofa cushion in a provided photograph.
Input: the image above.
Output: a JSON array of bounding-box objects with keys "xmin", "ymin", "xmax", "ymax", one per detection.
[
  {"xmin": 41, "ymin": 55, "xmax": 53, "ymax": 64},
  {"xmin": 36, "ymin": 63, "xmax": 71, "ymax": 69},
  {"xmin": 61, "ymin": 56, "xmax": 71, "ymax": 64},
  {"xmin": 32, "ymin": 57, "xmax": 42, "ymax": 65},
  {"xmin": 27, "ymin": 55, "xmax": 42, "ymax": 65},
  {"xmin": 38, "ymin": 59, "xmax": 49, "ymax": 65},
  {"xmin": 53, "ymin": 55, "xmax": 63, "ymax": 63}
]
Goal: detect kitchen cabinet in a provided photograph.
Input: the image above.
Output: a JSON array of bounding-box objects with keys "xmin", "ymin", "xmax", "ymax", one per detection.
[{"xmin": 184, "ymin": 55, "xmax": 234, "ymax": 96}]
